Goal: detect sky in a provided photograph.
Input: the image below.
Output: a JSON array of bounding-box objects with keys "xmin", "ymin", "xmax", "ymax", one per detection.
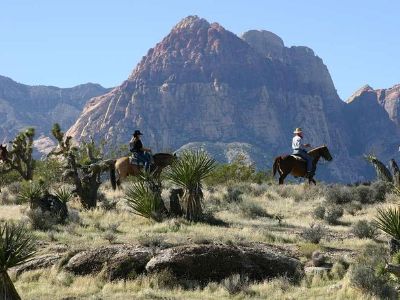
[{"xmin": 1, "ymin": 0, "xmax": 399, "ymax": 100}]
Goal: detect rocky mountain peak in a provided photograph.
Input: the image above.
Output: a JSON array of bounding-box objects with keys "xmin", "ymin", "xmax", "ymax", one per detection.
[
  {"xmin": 346, "ymin": 84, "xmax": 374, "ymax": 103},
  {"xmin": 171, "ymin": 15, "xmax": 211, "ymax": 32},
  {"xmin": 241, "ymin": 30, "xmax": 284, "ymax": 59}
]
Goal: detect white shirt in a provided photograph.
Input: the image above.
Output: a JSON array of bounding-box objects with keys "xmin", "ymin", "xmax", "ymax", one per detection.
[{"xmin": 292, "ymin": 135, "xmax": 303, "ymax": 150}]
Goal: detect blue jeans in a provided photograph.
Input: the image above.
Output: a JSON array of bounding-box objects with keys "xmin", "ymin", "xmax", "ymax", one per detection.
[
  {"xmin": 293, "ymin": 149, "xmax": 313, "ymax": 173},
  {"xmin": 136, "ymin": 152, "xmax": 152, "ymax": 171}
]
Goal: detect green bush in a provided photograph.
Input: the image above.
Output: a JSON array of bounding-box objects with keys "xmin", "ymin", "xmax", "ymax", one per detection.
[
  {"xmin": 324, "ymin": 205, "xmax": 343, "ymax": 225},
  {"xmin": 349, "ymin": 265, "xmax": 396, "ymax": 299},
  {"xmin": 301, "ymin": 223, "xmax": 326, "ymax": 244},
  {"xmin": 26, "ymin": 208, "xmax": 60, "ymax": 231},
  {"xmin": 351, "ymin": 220, "xmax": 377, "ymax": 239},
  {"xmin": 204, "ymin": 156, "xmax": 270, "ymax": 186},
  {"xmin": 313, "ymin": 205, "xmax": 325, "ymax": 220},
  {"xmin": 223, "ymin": 186, "xmax": 244, "ymax": 203},
  {"xmin": 34, "ymin": 158, "xmax": 64, "ymax": 187}
]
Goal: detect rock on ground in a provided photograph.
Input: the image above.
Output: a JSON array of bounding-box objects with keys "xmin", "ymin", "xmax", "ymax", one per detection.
[
  {"xmin": 10, "ymin": 253, "xmax": 64, "ymax": 276},
  {"xmin": 64, "ymin": 245, "xmax": 154, "ymax": 280},
  {"xmin": 146, "ymin": 244, "xmax": 303, "ymax": 283}
]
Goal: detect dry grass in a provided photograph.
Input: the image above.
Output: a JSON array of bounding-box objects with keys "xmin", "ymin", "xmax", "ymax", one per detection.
[{"xmin": 1, "ymin": 181, "xmax": 397, "ymax": 299}]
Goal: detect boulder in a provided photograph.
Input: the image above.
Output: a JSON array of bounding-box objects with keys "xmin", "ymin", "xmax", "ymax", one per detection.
[
  {"xmin": 10, "ymin": 253, "xmax": 63, "ymax": 276},
  {"xmin": 146, "ymin": 244, "xmax": 303, "ymax": 283},
  {"xmin": 64, "ymin": 245, "xmax": 154, "ymax": 280}
]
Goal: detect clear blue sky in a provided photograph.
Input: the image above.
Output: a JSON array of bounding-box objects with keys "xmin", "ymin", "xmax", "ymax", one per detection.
[{"xmin": 1, "ymin": 0, "xmax": 398, "ymax": 99}]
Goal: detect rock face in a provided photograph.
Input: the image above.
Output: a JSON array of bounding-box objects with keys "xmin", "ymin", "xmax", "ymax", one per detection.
[
  {"xmin": 348, "ymin": 84, "xmax": 400, "ymax": 127},
  {"xmin": 67, "ymin": 15, "xmax": 399, "ymax": 182},
  {"xmin": 146, "ymin": 244, "xmax": 303, "ymax": 282},
  {"xmin": 0, "ymin": 75, "xmax": 109, "ymax": 155}
]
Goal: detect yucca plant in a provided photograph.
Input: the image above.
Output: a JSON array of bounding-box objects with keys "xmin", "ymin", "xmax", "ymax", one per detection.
[
  {"xmin": 124, "ymin": 181, "xmax": 164, "ymax": 222},
  {"xmin": 53, "ymin": 186, "xmax": 73, "ymax": 203},
  {"xmin": 374, "ymin": 207, "xmax": 400, "ymax": 241},
  {"xmin": 16, "ymin": 181, "xmax": 44, "ymax": 206},
  {"xmin": 0, "ymin": 222, "xmax": 36, "ymax": 300},
  {"xmin": 165, "ymin": 150, "xmax": 216, "ymax": 221}
]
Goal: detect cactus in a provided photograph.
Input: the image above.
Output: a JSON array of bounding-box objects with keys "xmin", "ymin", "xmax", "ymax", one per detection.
[{"xmin": 50, "ymin": 123, "xmax": 114, "ymax": 209}]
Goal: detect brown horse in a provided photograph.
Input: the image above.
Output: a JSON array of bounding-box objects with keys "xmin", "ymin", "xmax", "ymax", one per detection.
[
  {"xmin": 110, "ymin": 153, "xmax": 176, "ymax": 190},
  {"xmin": 272, "ymin": 146, "xmax": 333, "ymax": 184},
  {"xmin": 0, "ymin": 144, "xmax": 8, "ymax": 161}
]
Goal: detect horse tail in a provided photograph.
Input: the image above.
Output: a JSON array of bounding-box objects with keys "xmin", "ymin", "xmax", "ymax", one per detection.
[
  {"xmin": 273, "ymin": 157, "xmax": 281, "ymax": 177},
  {"xmin": 110, "ymin": 162, "xmax": 117, "ymax": 190}
]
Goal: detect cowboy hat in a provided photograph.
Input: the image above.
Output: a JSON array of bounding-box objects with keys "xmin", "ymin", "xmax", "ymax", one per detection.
[
  {"xmin": 293, "ymin": 128, "xmax": 303, "ymax": 134},
  {"xmin": 133, "ymin": 130, "xmax": 143, "ymax": 136}
]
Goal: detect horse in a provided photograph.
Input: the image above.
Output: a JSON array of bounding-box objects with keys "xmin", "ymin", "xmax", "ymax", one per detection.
[
  {"xmin": 110, "ymin": 152, "xmax": 176, "ymax": 190},
  {"xmin": 272, "ymin": 145, "xmax": 333, "ymax": 185},
  {"xmin": 0, "ymin": 144, "xmax": 8, "ymax": 161}
]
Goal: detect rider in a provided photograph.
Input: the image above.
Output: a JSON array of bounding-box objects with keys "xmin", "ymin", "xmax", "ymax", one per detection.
[
  {"xmin": 130, "ymin": 130, "xmax": 152, "ymax": 172},
  {"xmin": 292, "ymin": 128, "xmax": 313, "ymax": 178}
]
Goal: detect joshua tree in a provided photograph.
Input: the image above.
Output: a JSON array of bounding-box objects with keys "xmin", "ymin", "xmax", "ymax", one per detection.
[
  {"xmin": 50, "ymin": 124, "xmax": 114, "ymax": 209},
  {"xmin": 0, "ymin": 128, "xmax": 35, "ymax": 180},
  {"xmin": 0, "ymin": 222, "xmax": 36, "ymax": 300},
  {"xmin": 165, "ymin": 150, "xmax": 216, "ymax": 221}
]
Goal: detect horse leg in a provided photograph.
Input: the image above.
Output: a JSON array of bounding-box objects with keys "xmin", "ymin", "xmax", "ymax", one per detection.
[
  {"xmin": 308, "ymin": 177, "xmax": 316, "ymax": 185},
  {"xmin": 279, "ymin": 172, "xmax": 289, "ymax": 185}
]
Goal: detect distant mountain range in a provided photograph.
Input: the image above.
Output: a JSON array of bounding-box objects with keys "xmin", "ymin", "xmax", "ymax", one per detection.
[
  {"xmin": 1, "ymin": 16, "xmax": 399, "ymax": 182},
  {"xmin": 0, "ymin": 75, "xmax": 110, "ymax": 153}
]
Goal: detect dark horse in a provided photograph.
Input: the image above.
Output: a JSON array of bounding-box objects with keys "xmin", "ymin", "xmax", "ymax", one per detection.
[
  {"xmin": 273, "ymin": 145, "xmax": 333, "ymax": 184},
  {"xmin": 110, "ymin": 153, "xmax": 176, "ymax": 190}
]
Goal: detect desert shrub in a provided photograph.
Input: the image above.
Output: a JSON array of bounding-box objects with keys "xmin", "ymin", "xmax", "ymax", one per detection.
[
  {"xmin": 204, "ymin": 155, "xmax": 270, "ymax": 186},
  {"xmin": 331, "ymin": 260, "xmax": 349, "ymax": 280},
  {"xmin": 348, "ymin": 265, "xmax": 397, "ymax": 299},
  {"xmin": 301, "ymin": 223, "xmax": 326, "ymax": 244},
  {"xmin": 0, "ymin": 170, "xmax": 21, "ymax": 189},
  {"xmin": 137, "ymin": 234, "xmax": 170, "ymax": 249},
  {"xmin": 0, "ymin": 190, "xmax": 12, "ymax": 205},
  {"xmin": 324, "ymin": 205, "xmax": 343, "ymax": 225},
  {"xmin": 103, "ymin": 231, "xmax": 117, "ymax": 244},
  {"xmin": 344, "ymin": 201, "xmax": 362, "ymax": 215},
  {"xmin": 370, "ymin": 181, "xmax": 390, "ymax": 203},
  {"xmin": 248, "ymin": 183, "xmax": 269, "ymax": 197},
  {"xmin": 325, "ymin": 185, "xmax": 353, "ymax": 204},
  {"xmin": 326, "ymin": 182, "xmax": 389, "ymax": 206},
  {"xmin": 223, "ymin": 186, "xmax": 244, "ymax": 203},
  {"xmin": 222, "ymin": 274, "xmax": 250, "ymax": 295},
  {"xmin": 239, "ymin": 201, "xmax": 268, "ymax": 218},
  {"xmin": 351, "ymin": 220, "xmax": 378, "ymax": 239},
  {"xmin": 25, "ymin": 208, "xmax": 59, "ymax": 231},
  {"xmin": 7, "ymin": 181, "xmax": 22, "ymax": 195},
  {"xmin": 99, "ymin": 197, "xmax": 117, "ymax": 211},
  {"xmin": 313, "ymin": 205, "xmax": 325, "ymax": 220},
  {"xmin": 146, "ymin": 269, "xmax": 179, "ymax": 289}
]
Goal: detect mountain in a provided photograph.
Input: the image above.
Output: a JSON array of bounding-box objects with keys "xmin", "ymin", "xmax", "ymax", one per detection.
[
  {"xmin": 0, "ymin": 75, "xmax": 110, "ymax": 153},
  {"xmin": 67, "ymin": 16, "xmax": 399, "ymax": 182},
  {"xmin": 347, "ymin": 84, "xmax": 400, "ymax": 128}
]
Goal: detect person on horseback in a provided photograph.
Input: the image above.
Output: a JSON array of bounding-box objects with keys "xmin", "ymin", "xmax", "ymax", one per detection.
[
  {"xmin": 129, "ymin": 130, "xmax": 152, "ymax": 172},
  {"xmin": 292, "ymin": 128, "xmax": 314, "ymax": 178}
]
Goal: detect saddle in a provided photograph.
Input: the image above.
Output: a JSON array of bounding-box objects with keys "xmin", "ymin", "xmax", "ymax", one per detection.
[
  {"xmin": 129, "ymin": 153, "xmax": 154, "ymax": 166},
  {"xmin": 290, "ymin": 154, "xmax": 306, "ymax": 162}
]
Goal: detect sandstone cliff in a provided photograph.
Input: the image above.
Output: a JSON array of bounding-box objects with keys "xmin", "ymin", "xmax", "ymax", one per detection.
[{"xmin": 67, "ymin": 16, "xmax": 399, "ymax": 182}]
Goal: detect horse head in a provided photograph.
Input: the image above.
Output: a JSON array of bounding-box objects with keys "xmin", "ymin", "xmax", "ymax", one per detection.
[{"xmin": 320, "ymin": 145, "xmax": 333, "ymax": 161}]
